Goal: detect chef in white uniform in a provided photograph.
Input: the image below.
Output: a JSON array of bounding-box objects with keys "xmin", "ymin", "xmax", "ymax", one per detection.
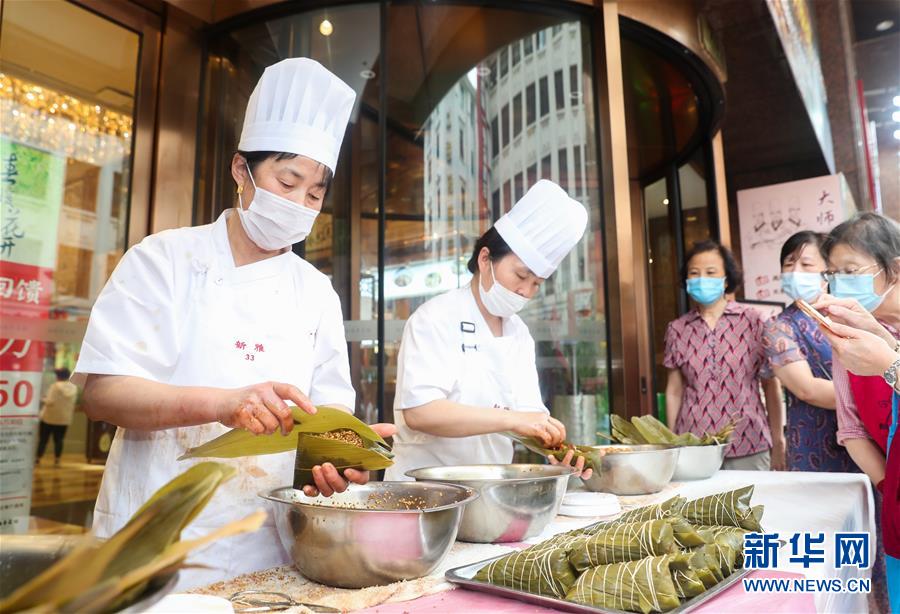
[
  {"xmin": 74, "ymin": 58, "xmax": 394, "ymax": 589},
  {"xmin": 385, "ymin": 180, "xmax": 591, "ymax": 480}
]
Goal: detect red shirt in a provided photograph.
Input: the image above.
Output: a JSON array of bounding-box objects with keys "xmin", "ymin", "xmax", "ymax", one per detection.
[{"xmin": 664, "ymin": 301, "xmax": 772, "ymax": 458}]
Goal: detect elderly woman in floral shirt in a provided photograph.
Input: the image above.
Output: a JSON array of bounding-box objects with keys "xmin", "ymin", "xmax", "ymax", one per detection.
[
  {"xmin": 762, "ymin": 231, "xmax": 856, "ymax": 472},
  {"xmin": 664, "ymin": 240, "xmax": 785, "ymax": 471}
]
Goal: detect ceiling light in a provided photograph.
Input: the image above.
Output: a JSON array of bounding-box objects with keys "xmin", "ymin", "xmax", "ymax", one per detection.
[
  {"xmin": 663, "ymin": 198, "xmax": 669, "ymax": 205},
  {"xmin": 875, "ymin": 20, "xmax": 894, "ymax": 32},
  {"xmin": 319, "ymin": 19, "xmax": 334, "ymax": 36},
  {"xmin": 894, "ymin": 129, "xmax": 900, "ymax": 141},
  {"xmin": 894, "ymin": 95, "xmax": 900, "ymax": 107},
  {"xmin": 893, "ymin": 110, "xmax": 900, "ymax": 122},
  {"xmin": 360, "ymin": 69, "xmax": 376, "ymax": 80}
]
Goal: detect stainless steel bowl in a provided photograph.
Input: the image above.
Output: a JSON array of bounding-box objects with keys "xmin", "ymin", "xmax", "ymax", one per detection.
[
  {"xmin": 0, "ymin": 534, "xmax": 178, "ymax": 612},
  {"xmin": 672, "ymin": 443, "xmax": 728, "ymax": 480},
  {"xmin": 260, "ymin": 481, "xmax": 478, "ymax": 588},
  {"xmin": 405, "ymin": 464, "xmax": 575, "ymax": 543},
  {"xmin": 580, "ymin": 444, "xmax": 680, "ymax": 495}
]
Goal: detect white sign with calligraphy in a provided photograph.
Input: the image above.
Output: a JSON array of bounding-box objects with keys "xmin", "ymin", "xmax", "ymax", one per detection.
[{"xmin": 738, "ymin": 173, "xmax": 856, "ymax": 305}]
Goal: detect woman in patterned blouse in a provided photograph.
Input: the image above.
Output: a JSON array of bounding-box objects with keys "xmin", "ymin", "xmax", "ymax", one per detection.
[
  {"xmin": 761, "ymin": 231, "xmax": 856, "ymax": 472},
  {"xmin": 664, "ymin": 240, "xmax": 786, "ymax": 471}
]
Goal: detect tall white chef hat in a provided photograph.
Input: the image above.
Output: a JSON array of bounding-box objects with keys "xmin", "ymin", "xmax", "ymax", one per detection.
[
  {"xmin": 238, "ymin": 58, "xmax": 356, "ymax": 173},
  {"xmin": 494, "ymin": 180, "xmax": 588, "ymax": 278}
]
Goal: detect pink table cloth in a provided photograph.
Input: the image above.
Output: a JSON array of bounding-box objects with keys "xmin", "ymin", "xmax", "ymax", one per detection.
[{"xmin": 358, "ymin": 571, "xmax": 815, "ymax": 614}]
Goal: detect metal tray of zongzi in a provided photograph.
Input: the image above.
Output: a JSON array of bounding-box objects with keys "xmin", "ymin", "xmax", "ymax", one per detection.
[{"xmin": 445, "ymin": 552, "xmax": 755, "ymax": 614}]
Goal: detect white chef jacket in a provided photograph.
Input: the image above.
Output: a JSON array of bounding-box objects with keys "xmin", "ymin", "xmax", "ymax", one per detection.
[
  {"xmin": 383, "ymin": 285, "xmax": 547, "ymax": 480},
  {"xmin": 74, "ymin": 210, "xmax": 355, "ymax": 589}
]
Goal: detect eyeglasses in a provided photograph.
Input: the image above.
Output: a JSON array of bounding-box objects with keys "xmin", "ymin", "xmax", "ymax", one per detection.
[{"xmin": 821, "ymin": 263, "xmax": 882, "ymax": 283}]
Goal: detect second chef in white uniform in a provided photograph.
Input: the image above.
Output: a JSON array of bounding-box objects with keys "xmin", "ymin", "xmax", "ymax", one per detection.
[{"xmin": 385, "ymin": 180, "xmax": 590, "ymax": 479}]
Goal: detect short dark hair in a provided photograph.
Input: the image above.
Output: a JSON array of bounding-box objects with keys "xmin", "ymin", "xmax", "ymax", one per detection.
[
  {"xmin": 55, "ymin": 368, "xmax": 71, "ymax": 381},
  {"xmin": 824, "ymin": 212, "xmax": 900, "ymax": 283},
  {"xmin": 237, "ymin": 150, "xmax": 334, "ymax": 192},
  {"xmin": 682, "ymin": 240, "xmax": 743, "ymax": 294},
  {"xmin": 779, "ymin": 231, "xmax": 827, "ymax": 266},
  {"xmin": 467, "ymin": 227, "xmax": 513, "ymax": 274}
]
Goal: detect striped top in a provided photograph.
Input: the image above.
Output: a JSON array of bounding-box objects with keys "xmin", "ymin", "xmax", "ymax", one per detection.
[{"xmin": 834, "ymin": 323, "xmax": 899, "ymax": 445}]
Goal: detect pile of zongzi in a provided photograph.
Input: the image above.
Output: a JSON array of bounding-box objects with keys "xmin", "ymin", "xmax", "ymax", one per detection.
[
  {"xmin": 473, "ymin": 485, "xmax": 761, "ymax": 613},
  {"xmin": 179, "ymin": 406, "xmax": 394, "ymax": 488},
  {"xmin": 0, "ymin": 462, "xmax": 264, "ymax": 613}
]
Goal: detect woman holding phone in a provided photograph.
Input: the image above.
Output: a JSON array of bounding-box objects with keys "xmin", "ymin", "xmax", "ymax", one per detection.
[{"xmin": 813, "ymin": 212, "xmax": 900, "ymax": 613}]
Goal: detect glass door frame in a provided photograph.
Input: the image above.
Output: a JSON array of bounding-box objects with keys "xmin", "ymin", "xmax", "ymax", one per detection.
[
  {"xmin": 68, "ymin": 0, "xmax": 162, "ymax": 248},
  {"xmin": 621, "ymin": 17, "xmax": 725, "ymax": 409}
]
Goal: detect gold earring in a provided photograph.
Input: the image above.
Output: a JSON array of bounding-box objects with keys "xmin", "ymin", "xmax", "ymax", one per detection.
[{"xmin": 237, "ymin": 185, "xmax": 243, "ymax": 195}]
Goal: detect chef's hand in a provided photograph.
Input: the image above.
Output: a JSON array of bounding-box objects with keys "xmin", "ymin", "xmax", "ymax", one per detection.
[
  {"xmin": 813, "ymin": 295, "xmax": 896, "ymax": 346},
  {"xmin": 548, "ymin": 447, "xmax": 593, "ymax": 479},
  {"xmin": 302, "ymin": 423, "xmax": 397, "ymax": 498},
  {"xmin": 510, "ymin": 412, "xmax": 566, "ymax": 448},
  {"xmin": 215, "ymin": 381, "xmax": 316, "ymax": 435},
  {"xmin": 820, "ymin": 320, "xmax": 899, "ymax": 378}
]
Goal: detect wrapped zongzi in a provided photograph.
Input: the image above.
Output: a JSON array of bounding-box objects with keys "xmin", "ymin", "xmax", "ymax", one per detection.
[
  {"xmin": 474, "ymin": 543, "xmax": 579, "ymax": 598},
  {"xmin": 695, "ymin": 524, "xmax": 747, "ymax": 570},
  {"xmin": 568, "ymin": 496, "xmax": 687, "ymax": 541},
  {"xmin": 678, "ymin": 485, "xmax": 762, "ymax": 531},
  {"xmin": 568, "ymin": 519, "xmax": 678, "ymax": 570},
  {"xmin": 566, "ymin": 554, "xmax": 682, "ymax": 613},
  {"xmin": 684, "ymin": 547, "xmax": 721, "ymax": 589},
  {"xmin": 668, "ymin": 552, "xmax": 706, "ymax": 599},
  {"xmin": 668, "ymin": 515, "xmax": 707, "ymax": 548}
]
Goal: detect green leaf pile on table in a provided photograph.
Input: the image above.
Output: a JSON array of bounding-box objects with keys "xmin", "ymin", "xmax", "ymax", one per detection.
[
  {"xmin": 474, "ymin": 485, "xmax": 762, "ymax": 613},
  {"xmin": 0, "ymin": 462, "xmax": 265, "ymax": 613}
]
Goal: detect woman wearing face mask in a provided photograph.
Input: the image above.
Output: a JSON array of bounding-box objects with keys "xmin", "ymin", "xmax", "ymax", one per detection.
[
  {"xmin": 384, "ymin": 181, "xmax": 591, "ymax": 480},
  {"xmin": 812, "ymin": 213, "xmax": 899, "ymax": 478},
  {"xmin": 809, "ymin": 213, "xmax": 900, "ymax": 614},
  {"xmin": 664, "ymin": 241, "xmax": 786, "ymax": 471},
  {"xmin": 760, "ymin": 232, "xmax": 856, "ymax": 472},
  {"xmin": 73, "ymin": 59, "xmax": 394, "ymax": 589}
]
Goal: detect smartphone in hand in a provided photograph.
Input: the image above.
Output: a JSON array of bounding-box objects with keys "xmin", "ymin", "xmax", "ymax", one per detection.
[{"xmin": 796, "ymin": 299, "xmax": 842, "ymax": 335}]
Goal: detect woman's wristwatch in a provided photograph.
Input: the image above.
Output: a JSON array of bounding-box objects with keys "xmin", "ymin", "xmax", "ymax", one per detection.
[{"xmin": 884, "ymin": 355, "xmax": 900, "ymax": 391}]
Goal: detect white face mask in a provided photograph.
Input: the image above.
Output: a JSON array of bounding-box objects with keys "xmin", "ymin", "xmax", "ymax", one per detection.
[
  {"xmin": 479, "ymin": 261, "xmax": 529, "ymax": 318},
  {"xmin": 237, "ymin": 165, "xmax": 319, "ymax": 250}
]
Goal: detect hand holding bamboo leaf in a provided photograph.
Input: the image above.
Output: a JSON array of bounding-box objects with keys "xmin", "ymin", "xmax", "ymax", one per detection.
[
  {"xmin": 179, "ymin": 406, "xmax": 396, "ymax": 494},
  {"xmin": 213, "ymin": 381, "xmax": 317, "ymax": 435}
]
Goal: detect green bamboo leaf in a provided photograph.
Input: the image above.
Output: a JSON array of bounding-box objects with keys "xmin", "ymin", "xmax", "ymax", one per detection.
[
  {"xmin": 179, "ymin": 406, "xmax": 389, "ymax": 460},
  {"xmin": 611, "ymin": 414, "xmax": 646, "ymax": 444},
  {"xmin": 104, "ymin": 465, "xmax": 231, "ymax": 581},
  {"xmin": 632, "ymin": 415, "xmax": 678, "ymax": 445},
  {"xmin": 71, "ymin": 511, "xmax": 267, "ymax": 613},
  {"xmin": 0, "ymin": 506, "xmax": 157, "ymax": 611},
  {"xmin": 0, "ymin": 462, "xmax": 241, "ymax": 613},
  {"xmin": 294, "ymin": 433, "xmax": 394, "ymax": 487},
  {"xmin": 131, "ymin": 461, "xmax": 236, "ymax": 525}
]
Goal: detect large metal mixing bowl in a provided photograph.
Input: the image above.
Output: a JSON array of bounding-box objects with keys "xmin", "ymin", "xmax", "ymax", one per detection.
[
  {"xmin": 672, "ymin": 443, "xmax": 728, "ymax": 480},
  {"xmin": 405, "ymin": 464, "xmax": 574, "ymax": 543},
  {"xmin": 260, "ymin": 481, "xmax": 477, "ymax": 588},
  {"xmin": 0, "ymin": 534, "xmax": 178, "ymax": 612},
  {"xmin": 579, "ymin": 444, "xmax": 680, "ymax": 495}
]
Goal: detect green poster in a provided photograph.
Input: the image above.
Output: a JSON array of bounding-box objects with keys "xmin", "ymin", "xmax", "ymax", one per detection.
[{"xmin": 0, "ymin": 138, "xmax": 65, "ymax": 268}]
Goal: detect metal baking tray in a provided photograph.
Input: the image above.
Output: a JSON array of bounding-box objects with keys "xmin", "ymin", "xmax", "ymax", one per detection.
[{"xmin": 445, "ymin": 552, "xmax": 755, "ymax": 614}]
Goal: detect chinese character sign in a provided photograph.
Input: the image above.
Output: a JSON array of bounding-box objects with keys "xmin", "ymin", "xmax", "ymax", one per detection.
[
  {"xmin": 737, "ymin": 174, "xmax": 856, "ymax": 305},
  {"xmin": 0, "ymin": 138, "xmax": 65, "ymax": 534}
]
